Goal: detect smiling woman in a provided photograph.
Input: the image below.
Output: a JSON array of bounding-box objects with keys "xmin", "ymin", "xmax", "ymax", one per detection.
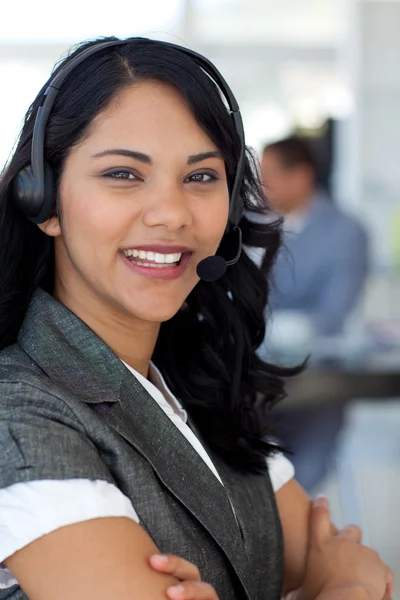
[
  {"xmin": 0, "ymin": 36, "xmax": 391, "ymax": 600},
  {"xmin": 0, "ymin": 37, "xmax": 295, "ymax": 600}
]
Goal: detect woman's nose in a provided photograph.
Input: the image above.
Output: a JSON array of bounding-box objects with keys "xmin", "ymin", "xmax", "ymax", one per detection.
[{"xmin": 141, "ymin": 182, "xmax": 193, "ymax": 231}]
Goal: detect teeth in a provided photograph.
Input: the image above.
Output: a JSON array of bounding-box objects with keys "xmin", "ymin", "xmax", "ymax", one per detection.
[
  {"xmin": 131, "ymin": 262, "xmax": 173, "ymax": 268},
  {"xmin": 122, "ymin": 249, "xmax": 183, "ymax": 265}
]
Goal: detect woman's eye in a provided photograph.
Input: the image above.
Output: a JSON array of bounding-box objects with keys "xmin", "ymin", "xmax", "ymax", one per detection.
[
  {"xmin": 104, "ymin": 170, "xmax": 137, "ymax": 180},
  {"xmin": 186, "ymin": 172, "xmax": 217, "ymax": 183}
]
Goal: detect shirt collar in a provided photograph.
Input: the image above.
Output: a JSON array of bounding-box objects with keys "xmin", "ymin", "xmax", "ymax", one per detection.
[
  {"xmin": 283, "ymin": 190, "xmax": 328, "ymax": 234},
  {"xmin": 121, "ymin": 360, "xmax": 187, "ymax": 422},
  {"xmin": 283, "ymin": 208, "xmax": 309, "ymax": 234}
]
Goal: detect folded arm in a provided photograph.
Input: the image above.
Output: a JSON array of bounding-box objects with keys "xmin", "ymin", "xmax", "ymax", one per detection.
[
  {"xmin": 0, "ymin": 386, "xmax": 180, "ymax": 599},
  {"xmin": 5, "ymin": 517, "xmax": 180, "ymax": 600},
  {"xmin": 276, "ymin": 479, "xmax": 339, "ymax": 595}
]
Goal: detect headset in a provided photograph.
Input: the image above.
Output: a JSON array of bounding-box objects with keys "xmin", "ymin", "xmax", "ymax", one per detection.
[{"xmin": 11, "ymin": 38, "xmax": 246, "ymax": 281}]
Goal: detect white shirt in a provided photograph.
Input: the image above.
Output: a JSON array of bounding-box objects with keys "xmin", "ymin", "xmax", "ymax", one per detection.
[{"xmin": 0, "ymin": 361, "xmax": 294, "ymax": 589}]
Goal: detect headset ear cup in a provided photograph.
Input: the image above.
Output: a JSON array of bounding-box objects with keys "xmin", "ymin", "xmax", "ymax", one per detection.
[
  {"xmin": 11, "ymin": 166, "xmax": 40, "ymax": 218},
  {"xmin": 11, "ymin": 162, "xmax": 55, "ymax": 224}
]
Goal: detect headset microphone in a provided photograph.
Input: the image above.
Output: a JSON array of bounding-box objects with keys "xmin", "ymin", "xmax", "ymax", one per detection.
[{"xmin": 196, "ymin": 226, "xmax": 242, "ymax": 282}]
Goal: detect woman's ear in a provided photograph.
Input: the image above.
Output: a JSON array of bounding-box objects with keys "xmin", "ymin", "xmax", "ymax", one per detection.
[{"xmin": 37, "ymin": 215, "xmax": 61, "ymax": 237}]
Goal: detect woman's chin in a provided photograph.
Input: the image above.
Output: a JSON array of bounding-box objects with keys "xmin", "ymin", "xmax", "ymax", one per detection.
[{"xmin": 121, "ymin": 301, "xmax": 183, "ymax": 324}]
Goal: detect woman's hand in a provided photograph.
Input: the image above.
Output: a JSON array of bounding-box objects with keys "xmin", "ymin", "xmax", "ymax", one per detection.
[
  {"xmin": 147, "ymin": 497, "xmax": 394, "ymax": 600},
  {"xmin": 149, "ymin": 554, "xmax": 219, "ymax": 600},
  {"xmin": 293, "ymin": 497, "xmax": 393, "ymax": 600}
]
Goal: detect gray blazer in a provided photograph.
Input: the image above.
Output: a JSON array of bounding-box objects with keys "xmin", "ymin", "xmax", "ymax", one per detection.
[{"xmin": 0, "ymin": 289, "xmax": 283, "ymax": 600}]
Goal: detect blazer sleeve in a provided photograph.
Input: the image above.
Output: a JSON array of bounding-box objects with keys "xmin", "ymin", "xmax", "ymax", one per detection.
[{"xmin": 0, "ymin": 380, "xmax": 115, "ymax": 489}]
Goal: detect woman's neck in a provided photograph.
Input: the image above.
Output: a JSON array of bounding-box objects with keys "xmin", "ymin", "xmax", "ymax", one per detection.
[{"xmin": 54, "ymin": 280, "xmax": 160, "ymax": 379}]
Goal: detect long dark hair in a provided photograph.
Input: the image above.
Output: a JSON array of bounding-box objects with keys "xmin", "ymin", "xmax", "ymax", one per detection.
[{"xmin": 0, "ymin": 37, "xmax": 299, "ymax": 473}]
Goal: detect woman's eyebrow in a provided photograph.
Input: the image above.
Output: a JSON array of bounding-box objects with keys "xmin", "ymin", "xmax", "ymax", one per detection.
[
  {"xmin": 91, "ymin": 149, "xmax": 152, "ymax": 164},
  {"xmin": 187, "ymin": 151, "xmax": 224, "ymax": 165},
  {"xmin": 91, "ymin": 149, "xmax": 223, "ymax": 165}
]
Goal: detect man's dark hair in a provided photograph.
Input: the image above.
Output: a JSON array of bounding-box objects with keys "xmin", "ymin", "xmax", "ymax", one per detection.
[{"xmin": 263, "ymin": 136, "xmax": 317, "ymax": 174}]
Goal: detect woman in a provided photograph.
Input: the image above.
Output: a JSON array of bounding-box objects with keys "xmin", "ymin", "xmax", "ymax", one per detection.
[{"xmin": 0, "ymin": 37, "xmax": 391, "ymax": 600}]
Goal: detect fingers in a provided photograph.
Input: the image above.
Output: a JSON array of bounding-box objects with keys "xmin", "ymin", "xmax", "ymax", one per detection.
[
  {"xmin": 309, "ymin": 496, "xmax": 332, "ymax": 545},
  {"xmin": 337, "ymin": 525, "xmax": 362, "ymax": 544},
  {"xmin": 386, "ymin": 567, "xmax": 395, "ymax": 598},
  {"xmin": 149, "ymin": 554, "xmax": 201, "ymax": 581},
  {"xmin": 149, "ymin": 555, "xmax": 219, "ymax": 599},
  {"xmin": 167, "ymin": 581, "xmax": 219, "ymax": 600}
]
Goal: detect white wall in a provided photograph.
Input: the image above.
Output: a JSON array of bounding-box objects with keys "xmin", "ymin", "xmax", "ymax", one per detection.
[{"xmin": 358, "ymin": 1, "xmax": 400, "ymax": 272}]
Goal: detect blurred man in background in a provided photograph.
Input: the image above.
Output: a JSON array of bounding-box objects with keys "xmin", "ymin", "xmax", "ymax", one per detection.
[{"xmin": 261, "ymin": 136, "xmax": 369, "ymax": 491}]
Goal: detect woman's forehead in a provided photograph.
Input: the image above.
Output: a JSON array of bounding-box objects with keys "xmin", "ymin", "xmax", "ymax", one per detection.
[{"xmin": 77, "ymin": 81, "xmax": 219, "ymax": 157}]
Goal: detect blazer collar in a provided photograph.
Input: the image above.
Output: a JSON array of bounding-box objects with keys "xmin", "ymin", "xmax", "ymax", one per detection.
[
  {"xmin": 18, "ymin": 288, "xmax": 126, "ymax": 405},
  {"xmin": 17, "ymin": 288, "xmax": 253, "ymax": 598}
]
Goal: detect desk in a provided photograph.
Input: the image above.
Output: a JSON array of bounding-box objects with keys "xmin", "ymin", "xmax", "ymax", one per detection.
[
  {"xmin": 283, "ymin": 368, "xmax": 400, "ymax": 408},
  {"xmin": 263, "ymin": 342, "xmax": 400, "ymax": 408}
]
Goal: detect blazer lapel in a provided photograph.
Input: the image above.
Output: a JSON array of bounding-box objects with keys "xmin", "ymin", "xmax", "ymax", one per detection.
[{"xmin": 103, "ymin": 369, "xmax": 253, "ymax": 598}]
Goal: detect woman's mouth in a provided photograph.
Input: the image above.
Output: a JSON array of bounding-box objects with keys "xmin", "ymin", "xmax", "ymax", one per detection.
[
  {"xmin": 120, "ymin": 246, "xmax": 192, "ymax": 280},
  {"xmin": 122, "ymin": 249, "xmax": 182, "ymax": 268}
]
